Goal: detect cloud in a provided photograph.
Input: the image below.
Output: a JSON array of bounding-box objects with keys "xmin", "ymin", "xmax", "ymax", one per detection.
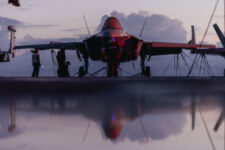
[
  {"xmin": 116, "ymin": 113, "xmax": 186, "ymax": 143},
  {"xmin": 22, "ymin": 24, "xmax": 60, "ymax": 29},
  {"xmin": 97, "ymin": 11, "xmax": 187, "ymax": 42},
  {"xmin": 0, "ymin": 16, "xmax": 22, "ymax": 27},
  {"xmin": 0, "ymin": 16, "xmax": 22, "ymax": 51},
  {"xmin": 17, "ymin": 34, "xmax": 79, "ymax": 45},
  {"xmin": 62, "ymin": 26, "xmax": 96, "ymax": 32},
  {"xmin": 0, "ymin": 16, "xmax": 60, "ymax": 50}
]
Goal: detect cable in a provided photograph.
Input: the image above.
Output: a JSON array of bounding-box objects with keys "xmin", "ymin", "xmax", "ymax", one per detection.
[
  {"xmin": 181, "ymin": 52, "xmax": 189, "ymax": 67},
  {"xmin": 83, "ymin": 121, "xmax": 91, "ymax": 142},
  {"xmin": 161, "ymin": 56, "xmax": 174, "ymax": 76},
  {"xmin": 118, "ymin": 67, "xmax": 135, "ymax": 76},
  {"xmin": 183, "ymin": 52, "xmax": 213, "ymax": 76},
  {"xmin": 199, "ymin": 110, "xmax": 216, "ymax": 150},
  {"xmin": 51, "ymin": 50, "xmax": 58, "ymax": 76},
  {"xmin": 187, "ymin": 0, "xmax": 219, "ymax": 76}
]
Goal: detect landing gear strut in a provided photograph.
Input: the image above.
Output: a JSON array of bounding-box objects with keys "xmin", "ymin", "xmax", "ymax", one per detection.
[
  {"xmin": 78, "ymin": 54, "xmax": 89, "ymax": 78},
  {"xmin": 141, "ymin": 54, "xmax": 151, "ymax": 77},
  {"xmin": 107, "ymin": 62, "xmax": 119, "ymax": 77},
  {"xmin": 144, "ymin": 66, "xmax": 151, "ymax": 77}
]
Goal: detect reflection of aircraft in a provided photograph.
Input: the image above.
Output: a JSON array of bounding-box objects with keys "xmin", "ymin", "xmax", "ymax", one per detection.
[
  {"xmin": 3, "ymin": 95, "xmax": 219, "ymax": 141},
  {"xmin": 12, "ymin": 17, "xmax": 215, "ymax": 77},
  {"xmin": 8, "ymin": 0, "xmax": 20, "ymax": 7}
]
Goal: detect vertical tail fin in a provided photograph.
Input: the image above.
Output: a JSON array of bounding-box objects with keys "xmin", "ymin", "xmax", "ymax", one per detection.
[
  {"xmin": 191, "ymin": 25, "xmax": 196, "ymax": 44},
  {"xmin": 213, "ymin": 24, "xmax": 225, "ymax": 48},
  {"xmin": 8, "ymin": 25, "xmax": 16, "ymax": 58},
  {"xmin": 188, "ymin": 25, "xmax": 196, "ymax": 44}
]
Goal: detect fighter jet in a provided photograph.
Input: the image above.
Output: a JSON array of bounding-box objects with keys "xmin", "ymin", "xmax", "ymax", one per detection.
[{"xmin": 12, "ymin": 17, "xmax": 215, "ymax": 77}]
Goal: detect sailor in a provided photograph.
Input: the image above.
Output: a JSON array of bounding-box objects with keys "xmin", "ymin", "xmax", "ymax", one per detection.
[
  {"xmin": 56, "ymin": 49, "xmax": 66, "ymax": 77},
  {"xmin": 31, "ymin": 49, "xmax": 41, "ymax": 77},
  {"xmin": 62, "ymin": 61, "xmax": 71, "ymax": 77},
  {"xmin": 56, "ymin": 49, "xmax": 71, "ymax": 77}
]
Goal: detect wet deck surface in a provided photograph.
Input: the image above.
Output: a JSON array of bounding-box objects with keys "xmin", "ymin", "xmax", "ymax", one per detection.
[
  {"xmin": 0, "ymin": 77, "xmax": 225, "ymax": 150},
  {"xmin": 0, "ymin": 76, "xmax": 225, "ymax": 98}
]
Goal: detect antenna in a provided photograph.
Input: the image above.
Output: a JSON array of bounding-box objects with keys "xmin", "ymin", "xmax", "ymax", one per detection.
[
  {"xmin": 139, "ymin": 15, "xmax": 149, "ymax": 38},
  {"xmin": 82, "ymin": 15, "xmax": 91, "ymax": 37}
]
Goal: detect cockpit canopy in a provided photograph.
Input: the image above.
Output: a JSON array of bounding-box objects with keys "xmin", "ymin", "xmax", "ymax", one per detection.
[
  {"xmin": 98, "ymin": 17, "xmax": 129, "ymax": 37},
  {"xmin": 101, "ymin": 17, "xmax": 123, "ymax": 31}
]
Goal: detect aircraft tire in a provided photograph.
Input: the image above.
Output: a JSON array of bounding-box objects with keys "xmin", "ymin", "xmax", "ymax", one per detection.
[
  {"xmin": 145, "ymin": 66, "xmax": 151, "ymax": 77},
  {"xmin": 79, "ymin": 66, "xmax": 85, "ymax": 77}
]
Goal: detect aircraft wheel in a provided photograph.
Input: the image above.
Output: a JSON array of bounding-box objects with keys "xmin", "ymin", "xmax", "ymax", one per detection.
[
  {"xmin": 107, "ymin": 69, "xmax": 113, "ymax": 77},
  {"xmin": 145, "ymin": 66, "xmax": 151, "ymax": 77},
  {"xmin": 79, "ymin": 66, "xmax": 85, "ymax": 77}
]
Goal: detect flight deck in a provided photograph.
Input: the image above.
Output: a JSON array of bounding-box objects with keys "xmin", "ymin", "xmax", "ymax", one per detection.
[{"xmin": 0, "ymin": 77, "xmax": 225, "ymax": 99}]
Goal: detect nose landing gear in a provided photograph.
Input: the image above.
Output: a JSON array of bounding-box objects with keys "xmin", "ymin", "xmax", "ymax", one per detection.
[{"xmin": 107, "ymin": 62, "xmax": 119, "ymax": 77}]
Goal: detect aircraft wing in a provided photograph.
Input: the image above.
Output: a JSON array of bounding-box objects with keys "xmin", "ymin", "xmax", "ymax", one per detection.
[
  {"xmin": 14, "ymin": 42, "xmax": 84, "ymax": 50},
  {"xmin": 142, "ymin": 41, "xmax": 216, "ymax": 56}
]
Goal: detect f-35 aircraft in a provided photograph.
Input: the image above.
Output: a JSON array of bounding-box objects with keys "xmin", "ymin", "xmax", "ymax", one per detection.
[{"xmin": 11, "ymin": 17, "xmax": 216, "ymax": 77}]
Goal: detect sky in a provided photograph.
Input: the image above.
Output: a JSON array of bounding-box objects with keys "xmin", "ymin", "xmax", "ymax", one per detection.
[
  {"xmin": 0, "ymin": 0, "xmax": 225, "ymax": 76},
  {"xmin": 0, "ymin": 0, "xmax": 224, "ymax": 42}
]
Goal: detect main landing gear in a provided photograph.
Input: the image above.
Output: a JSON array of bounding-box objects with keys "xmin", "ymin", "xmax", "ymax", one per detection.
[
  {"xmin": 141, "ymin": 55, "xmax": 151, "ymax": 77},
  {"xmin": 79, "ymin": 66, "xmax": 85, "ymax": 77},
  {"xmin": 144, "ymin": 66, "xmax": 151, "ymax": 77},
  {"xmin": 78, "ymin": 55, "xmax": 89, "ymax": 77}
]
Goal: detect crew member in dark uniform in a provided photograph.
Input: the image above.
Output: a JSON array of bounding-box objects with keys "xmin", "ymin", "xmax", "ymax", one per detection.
[
  {"xmin": 56, "ymin": 49, "xmax": 65, "ymax": 77},
  {"xmin": 31, "ymin": 49, "xmax": 41, "ymax": 77},
  {"xmin": 56, "ymin": 49, "xmax": 71, "ymax": 77},
  {"xmin": 62, "ymin": 61, "xmax": 71, "ymax": 77}
]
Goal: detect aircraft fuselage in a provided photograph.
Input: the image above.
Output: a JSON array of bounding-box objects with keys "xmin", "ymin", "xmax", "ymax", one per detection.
[{"xmin": 84, "ymin": 17, "xmax": 143, "ymax": 63}]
